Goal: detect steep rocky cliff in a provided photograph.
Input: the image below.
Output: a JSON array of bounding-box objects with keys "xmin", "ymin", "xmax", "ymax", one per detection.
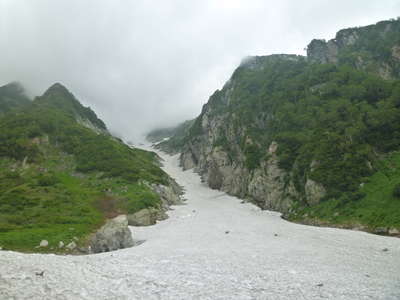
[
  {"xmin": 158, "ymin": 19, "xmax": 400, "ymax": 232},
  {"xmin": 180, "ymin": 55, "xmax": 308, "ymax": 212}
]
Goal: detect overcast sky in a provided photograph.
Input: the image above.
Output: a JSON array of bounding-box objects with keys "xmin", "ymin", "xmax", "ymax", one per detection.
[{"xmin": 1, "ymin": 0, "xmax": 399, "ymax": 140}]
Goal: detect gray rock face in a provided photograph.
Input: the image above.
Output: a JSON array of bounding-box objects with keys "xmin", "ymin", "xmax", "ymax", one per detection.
[
  {"xmin": 305, "ymin": 179, "xmax": 326, "ymax": 206},
  {"xmin": 90, "ymin": 215, "xmax": 134, "ymax": 253},
  {"xmin": 152, "ymin": 180, "xmax": 183, "ymax": 207},
  {"xmin": 307, "ymin": 29, "xmax": 360, "ymax": 65},
  {"xmin": 179, "ymin": 94, "xmax": 301, "ymax": 213},
  {"xmin": 307, "ymin": 39, "xmax": 339, "ymax": 64},
  {"xmin": 392, "ymin": 45, "xmax": 400, "ymax": 60},
  {"xmin": 247, "ymin": 144, "xmax": 297, "ymax": 211}
]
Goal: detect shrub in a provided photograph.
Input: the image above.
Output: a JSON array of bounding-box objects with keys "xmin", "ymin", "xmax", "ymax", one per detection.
[
  {"xmin": 393, "ymin": 183, "xmax": 400, "ymax": 198},
  {"xmin": 38, "ymin": 174, "xmax": 59, "ymax": 186}
]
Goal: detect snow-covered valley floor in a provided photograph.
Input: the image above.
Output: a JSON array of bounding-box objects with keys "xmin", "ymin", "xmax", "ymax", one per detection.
[{"xmin": 1, "ymin": 150, "xmax": 400, "ymax": 300}]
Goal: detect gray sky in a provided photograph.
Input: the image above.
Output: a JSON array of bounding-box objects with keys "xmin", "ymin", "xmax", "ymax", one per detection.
[{"xmin": 1, "ymin": 0, "xmax": 399, "ymax": 141}]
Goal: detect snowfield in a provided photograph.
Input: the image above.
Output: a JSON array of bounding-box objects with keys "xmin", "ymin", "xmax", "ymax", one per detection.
[{"xmin": 1, "ymin": 150, "xmax": 400, "ymax": 300}]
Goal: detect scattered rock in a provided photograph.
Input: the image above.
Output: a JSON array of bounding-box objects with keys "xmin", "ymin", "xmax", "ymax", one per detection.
[
  {"xmin": 66, "ymin": 241, "xmax": 77, "ymax": 251},
  {"xmin": 225, "ymin": 231, "xmax": 230, "ymax": 234},
  {"xmin": 58, "ymin": 241, "xmax": 64, "ymax": 248},
  {"xmin": 274, "ymin": 233, "xmax": 278, "ymax": 237},
  {"xmin": 90, "ymin": 215, "xmax": 134, "ymax": 253},
  {"xmin": 39, "ymin": 240, "xmax": 49, "ymax": 247},
  {"xmin": 192, "ymin": 210, "xmax": 196, "ymax": 213},
  {"xmin": 316, "ymin": 283, "xmax": 324, "ymax": 287},
  {"xmin": 35, "ymin": 271, "xmax": 45, "ymax": 277},
  {"xmin": 365, "ymin": 274, "xmax": 370, "ymax": 277},
  {"xmin": 382, "ymin": 248, "xmax": 389, "ymax": 252},
  {"xmin": 333, "ymin": 212, "xmax": 339, "ymax": 217},
  {"xmin": 374, "ymin": 227, "xmax": 388, "ymax": 235},
  {"xmin": 73, "ymin": 236, "xmax": 78, "ymax": 241}
]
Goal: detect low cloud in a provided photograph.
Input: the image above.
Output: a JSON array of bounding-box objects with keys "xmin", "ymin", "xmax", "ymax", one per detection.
[{"xmin": 1, "ymin": 0, "xmax": 399, "ymax": 140}]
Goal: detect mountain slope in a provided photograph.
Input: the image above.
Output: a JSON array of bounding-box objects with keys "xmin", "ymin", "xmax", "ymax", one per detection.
[
  {"xmin": 147, "ymin": 119, "xmax": 195, "ymax": 153},
  {"xmin": 154, "ymin": 19, "xmax": 400, "ymax": 234},
  {"xmin": 34, "ymin": 83, "xmax": 107, "ymax": 133},
  {"xmin": 0, "ymin": 82, "xmax": 30, "ymax": 115},
  {"xmin": 0, "ymin": 83, "xmax": 180, "ymax": 253}
]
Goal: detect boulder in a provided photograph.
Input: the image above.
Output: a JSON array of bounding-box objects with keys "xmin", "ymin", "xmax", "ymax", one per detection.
[
  {"xmin": 389, "ymin": 228, "xmax": 400, "ymax": 235},
  {"xmin": 39, "ymin": 240, "xmax": 49, "ymax": 247},
  {"xmin": 127, "ymin": 208, "xmax": 163, "ymax": 226},
  {"xmin": 90, "ymin": 215, "xmax": 134, "ymax": 253},
  {"xmin": 58, "ymin": 241, "xmax": 64, "ymax": 248}
]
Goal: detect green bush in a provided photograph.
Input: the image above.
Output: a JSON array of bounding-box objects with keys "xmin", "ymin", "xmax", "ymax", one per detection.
[
  {"xmin": 393, "ymin": 184, "xmax": 400, "ymax": 198},
  {"xmin": 37, "ymin": 174, "xmax": 59, "ymax": 186}
]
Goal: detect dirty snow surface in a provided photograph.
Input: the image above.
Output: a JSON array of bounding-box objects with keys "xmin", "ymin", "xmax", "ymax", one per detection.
[{"xmin": 1, "ymin": 149, "xmax": 400, "ymax": 300}]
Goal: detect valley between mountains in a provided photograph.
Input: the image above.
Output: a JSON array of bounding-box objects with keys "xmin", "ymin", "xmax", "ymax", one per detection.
[
  {"xmin": 1, "ymin": 15, "xmax": 400, "ymax": 300},
  {"xmin": 1, "ymin": 145, "xmax": 399, "ymax": 300}
]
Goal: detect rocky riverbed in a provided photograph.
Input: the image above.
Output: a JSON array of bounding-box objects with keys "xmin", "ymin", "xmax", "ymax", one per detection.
[{"xmin": 1, "ymin": 148, "xmax": 399, "ymax": 299}]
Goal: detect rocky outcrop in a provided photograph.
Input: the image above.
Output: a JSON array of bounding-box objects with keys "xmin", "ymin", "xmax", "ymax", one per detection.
[
  {"xmin": 127, "ymin": 180, "xmax": 183, "ymax": 226},
  {"xmin": 90, "ymin": 215, "xmax": 134, "ymax": 253},
  {"xmin": 76, "ymin": 115, "xmax": 108, "ymax": 135},
  {"xmin": 152, "ymin": 179, "xmax": 183, "ymax": 207},
  {"xmin": 307, "ymin": 19, "xmax": 400, "ymax": 79},
  {"xmin": 179, "ymin": 67, "xmax": 303, "ymax": 212},
  {"xmin": 181, "ymin": 136, "xmax": 299, "ymax": 212},
  {"xmin": 127, "ymin": 208, "xmax": 167, "ymax": 226},
  {"xmin": 304, "ymin": 179, "xmax": 326, "ymax": 206},
  {"xmin": 307, "ymin": 39, "xmax": 339, "ymax": 64}
]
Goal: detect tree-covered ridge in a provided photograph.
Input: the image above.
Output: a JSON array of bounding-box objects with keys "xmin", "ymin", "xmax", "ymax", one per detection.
[
  {"xmin": 0, "ymin": 104, "xmax": 168, "ymax": 184},
  {"xmin": 308, "ymin": 18, "xmax": 400, "ymax": 79},
  {"xmin": 0, "ymin": 83, "xmax": 169, "ymax": 252},
  {"xmin": 169, "ymin": 30, "xmax": 400, "ymax": 230},
  {"xmin": 226, "ymin": 58, "xmax": 400, "ymax": 197},
  {"xmin": 35, "ymin": 83, "xmax": 107, "ymax": 130},
  {"xmin": 193, "ymin": 56, "xmax": 400, "ymax": 193},
  {"xmin": 0, "ymin": 82, "xmax": 31, "ymax": 115}
]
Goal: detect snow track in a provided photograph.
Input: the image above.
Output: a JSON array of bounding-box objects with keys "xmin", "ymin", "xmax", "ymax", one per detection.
[{"xmin": 1, "ymin": 150, "xmax": 400, "ymax": 299}]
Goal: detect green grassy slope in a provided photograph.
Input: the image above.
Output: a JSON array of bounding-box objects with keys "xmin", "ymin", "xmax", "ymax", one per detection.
[
  {"xmin": 289, "ymin": 152, "xmax": 400, "ymax": 231},
  {"xmin": 0, "ymin": 83, "xmax": 168, "ymax": 252}
]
